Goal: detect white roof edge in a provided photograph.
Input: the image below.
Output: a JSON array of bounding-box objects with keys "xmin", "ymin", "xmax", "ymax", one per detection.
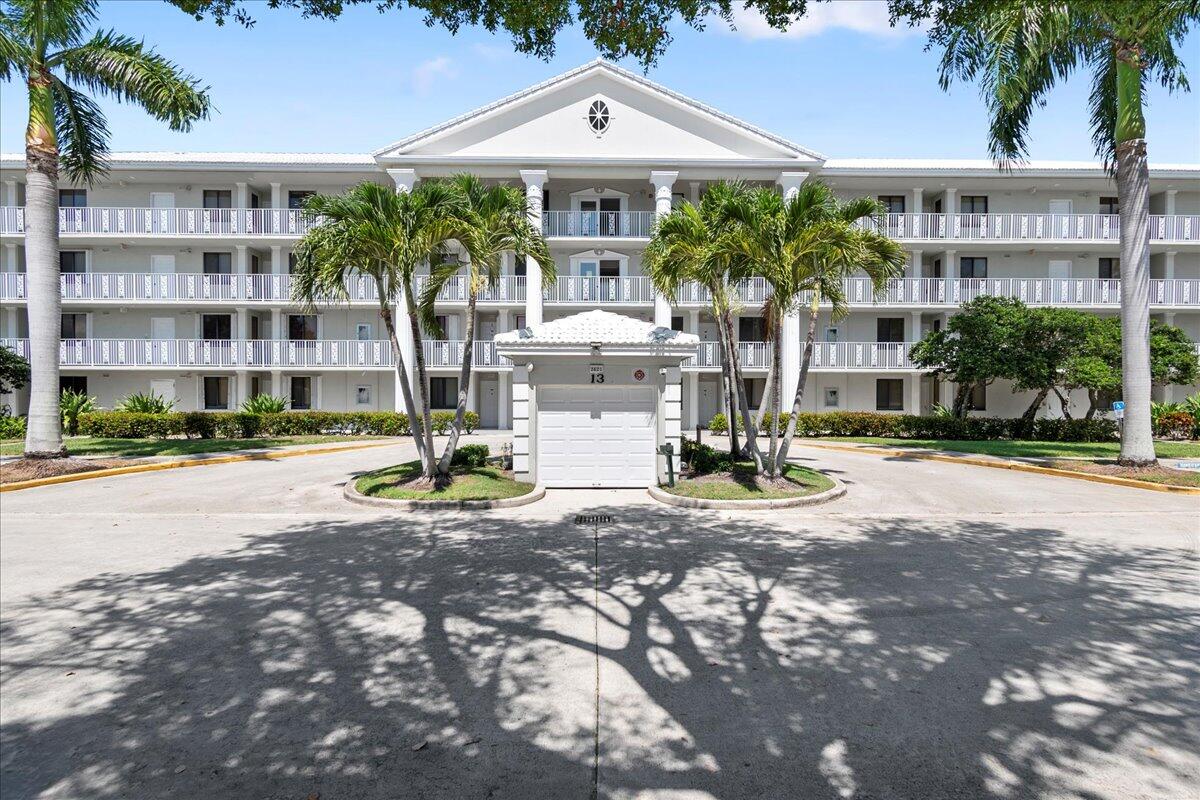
[
  {"xmin": 373, "ymin": 58, "xmax": 825, "ymax": 163},
  {"xmin": 820, "ymin": 158, "xmax": 1200, "ymax": 177},
  {"xmin": 494, "ymin": 309, "xmax": 700, "ymax": 346},
  {"xmin": 0, "ymin": 152, "xmax": 378, "ymax": 171}
]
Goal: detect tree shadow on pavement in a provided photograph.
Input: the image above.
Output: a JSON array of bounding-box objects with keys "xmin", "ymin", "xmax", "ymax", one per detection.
[{"xmin": 1, "ymin": 504, "xmax": 1197, "ymax": 799}]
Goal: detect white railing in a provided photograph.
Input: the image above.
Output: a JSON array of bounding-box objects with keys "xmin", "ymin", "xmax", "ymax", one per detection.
[
  {"xmin": 541, "ymin": 210, "xmax": 655, "ymax": 238},
  {"xmin": 675, "ymin": 277, "xmax": 772, "ymax": 306},
  {"xmin": 0, "ymin": 207, "xmax": 317, "ymax": 237},
  {"xmin": 0, "ymin": 338, "xmax": 396, "ymax": 369},
  {"xmin": 420, "ymin": 340, "xmax": 509, "ymax": 368},
  {"xmin": 413, "ymin": 275, "xmax": 526, "ymax": 303},
  {"xmin": 809, "ymin": 342, "xmax": 914, "ymax": 370},
  {"xmin": 544, "ymin": 276, "xmax": 654, "ymax": 304},
  {"xmin": 683, "ymin": 341, "xmax": 773, "ymax": 369},
  {"xmin": 1151, "ymin": 215, "xmax": 1199, "ymax": 242},
  {"xmin": 863, "ymin": 213, "xmax": 1200, "ymax": 243}
]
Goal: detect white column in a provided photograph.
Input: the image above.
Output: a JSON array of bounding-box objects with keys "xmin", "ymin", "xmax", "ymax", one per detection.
[
  {"xmin": 940, "ymin": 312, "xmax": 955, "ymax": 408},
  {"xmin": 3, "ymin": 306, "xmax": 17, "ymax": 337},
  {"xmin": 689, "ymin": 181, "xmax": 701, "ymax": 205},
  {"xmin": 944, "ymin": 188, "xmax": 957, "ymax": 215},
  {"xmin": 650, "ymin": 170, "xmax": 679, "ymax": 328},
  {"xmin": 498, "ymin": 370, "xmax": 511, "ymax": 429},
  {"xmin": 271, "ymin": 369, "xmax": 282, "ymax": 397},
  {"xmin": 270, "ymin": 182, "xmax": 283, "ymax": 209},
  {"xmin": 777, "ymin": 171, "xmax": 809, "ymax": 202},
  {"xmin": 465, "ymin": 372, "xmax": 477, "ymax": 416},
  {"xmin": 271, "ymin": 245, "xmax": 284, "ymax": 275},
  {"xmin": 1165, "ymin": 189, "xmax": 1177, "ymax": 216},
  {"xmin": 498, "ymin": 308, "xmax": 511, "ymax": 333},
  {"xmin": 235, "ymin": 308, "xmax": 248, "ymax": 340},
  {"xmin": 686, "ymin": 371, "xmax": 699, "ymax": 430},
  {"xmin": 520, "ymin": 170, "xmax": 548, "ymax": 328},
  {"xmin": 235, "ymin": 371, "xmax": 249, "ymax": 407},
  {"xmin": 910, "ymin": 249, "xmax": 923, "ymax": 279},
  {"xmin": 394, "ymin": 294, "xmax": 416, "ymax": 410},
  {"xmin": 912, "ymin": 187, "xmax": 924, "ymax": 213},
  {"xmin": 3, "ymin": 242, "xmax": 16, "ymax": 273},
  {"xmin": 909, "ymin": 375, "xmax": 922, "ymax": 415},
  {"xmin": 3, "ymin": 180, "xmax": 17, "ymax": 206},
  {"xmin": 234, "ymin": 182, "xmax": 248, "ymax": 209},
  {"xmin": 270, "ymin": 308, "xmax": 283, "ymax": 340},
  {"xmin": 780, "ymin": 307, "xmax": 801, "ymax": 413},
  {"xmin": 387, "ymin": 168, "xmax": 418, "ymax": 194},
  {"xmin": 1164, "ymin": 250, "xmax": 1176, "ymax": 280},
  {"xmin": 512, "ymin": 364, "xmax": 532, "ymax": 481},
  {"xmin": 660, "ymin": 366, "xmax": 683, "ymax": 483},
  {"xmin": 943, "ymin": 249, "xmax": 957, "ymax": 304}
]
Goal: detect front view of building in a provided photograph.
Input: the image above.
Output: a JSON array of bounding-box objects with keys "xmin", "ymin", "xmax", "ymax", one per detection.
[{"xmin": 2, "ymin": 59, "xmax": 1198, "ymax": 445}]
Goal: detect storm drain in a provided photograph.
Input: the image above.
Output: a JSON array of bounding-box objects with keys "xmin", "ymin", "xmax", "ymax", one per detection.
[{"xmin": 574, "ymin": 514, "xmax": 612, "ymax": 525}]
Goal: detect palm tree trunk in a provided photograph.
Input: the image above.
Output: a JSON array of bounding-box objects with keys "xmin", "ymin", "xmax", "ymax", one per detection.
[
  {"xmin": 437, "ymin": 290, "xmax": 476, "ymax": 475},
  {"xmin": 1115, "ymin": 52, "xmax": 1155, "ymax": 465},
  {"xmin": 754, "ymin": 343, "xmax": 775, "ymax": 431},
  {"xmin": 766, "ymin": 321, "xmax": 782, "ymax": 477},
  {"xmin": 403, "ymin": 283, "xmax": 437, "ymax": 479},
  {"xmin": 720, "ymin": 309, "xmax": 764, "ymax": 473},
  {"xmin": 714, "ymin": 306, "xmax": 740, "ymax": 456},
  {"xmin": 378, "ymin": 301, "xmax": 426, "ymax": 463},
  {"xmin": 775, "ymin": 298, "xmax": 818, "ymax": 470},
  {"xmin": 23, "ymin": 71, "xmax": 65, "ymax": 458}
]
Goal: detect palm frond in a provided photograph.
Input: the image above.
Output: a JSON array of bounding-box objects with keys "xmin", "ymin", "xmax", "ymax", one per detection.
[{"xmin": 51, "ymin": 75, "xmax": 107, "ymax": 183}]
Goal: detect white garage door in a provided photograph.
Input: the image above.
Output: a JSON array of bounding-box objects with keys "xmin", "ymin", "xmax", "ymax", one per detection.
[{"xmin": 537, "ymin": 385, "xmax": 656, "ymax": 488}]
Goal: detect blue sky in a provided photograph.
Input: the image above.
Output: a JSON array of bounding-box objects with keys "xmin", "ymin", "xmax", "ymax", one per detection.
[{"xmin": 1, "ymin": 0, "xmax": 1198, "ymax": 162}]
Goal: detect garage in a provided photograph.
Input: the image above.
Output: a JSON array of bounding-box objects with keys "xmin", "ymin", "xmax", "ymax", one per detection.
[{"xmin": 537, "ymin": 385, "xmax": 656, "ymax": 487}]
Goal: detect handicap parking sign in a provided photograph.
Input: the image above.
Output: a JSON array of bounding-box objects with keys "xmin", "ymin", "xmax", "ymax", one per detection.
[{"xmin": 1112, "ymin": 400, "xmax": 1125, "ymax": 419}]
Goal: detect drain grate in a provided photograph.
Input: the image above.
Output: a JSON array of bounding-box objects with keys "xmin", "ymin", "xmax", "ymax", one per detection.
[{"xmin": 575, "ymin": 514, "xmax": 612, "ymax": 525}]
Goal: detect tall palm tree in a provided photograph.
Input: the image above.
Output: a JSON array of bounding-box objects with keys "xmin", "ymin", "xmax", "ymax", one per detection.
[
  {"xmin": 0, "ymin": 0, "xmax": 210, "ymax": 457},
  {"xmin": 734, "ymin": 182, "xmax": 906, "ymax": 472},
  {"xmin": 897, "ymin": 0, "xmax": 1198, "ymax": 465},
  {"xmin": 418, "ymin": 174, "xmax": 553, "ymax": 478},
  {"xmin": 294, "ymin": 181, "xmax": 468, "ymax": 477},
  {"xmin": 645, "ymin": 181, "xmax": 765, "ymax": 472}
]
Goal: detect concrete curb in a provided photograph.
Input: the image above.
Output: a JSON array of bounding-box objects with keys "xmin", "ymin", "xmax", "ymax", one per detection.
[
  {"xmin": 647, "ymin": 474, "xmax": 846, "ymax": 510},
  {"xmin": 343, "ymin": 474, "xmax": 545, "ymax": 510},
  {"xmin": 800, "ymin": 442, "xmax": 1200, "ymax": 496},
  {"xmin": 0, "ymin": 440, "xmax": 399, "ymax": 493}
]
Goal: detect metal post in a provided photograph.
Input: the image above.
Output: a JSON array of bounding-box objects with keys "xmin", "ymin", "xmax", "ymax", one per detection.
[{"xmin": 658, "ymin": 442, "xmax": 676, "ymax": 487}]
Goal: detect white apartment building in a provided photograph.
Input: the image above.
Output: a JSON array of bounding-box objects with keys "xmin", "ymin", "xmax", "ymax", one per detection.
[{"xmin": 2, "ymin": 59, "xmax": 1198, "ymax": 435}]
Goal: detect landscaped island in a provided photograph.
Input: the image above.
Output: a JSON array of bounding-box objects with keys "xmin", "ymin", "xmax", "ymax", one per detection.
[{"xmin": 353, "ymin": 445, "xmax": 537, "ymax": 503}]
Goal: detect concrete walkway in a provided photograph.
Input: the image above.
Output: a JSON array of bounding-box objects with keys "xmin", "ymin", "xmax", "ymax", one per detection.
[{"xmin": 1, "ymin": 439, "xmax": 1197, "ymax": 799}]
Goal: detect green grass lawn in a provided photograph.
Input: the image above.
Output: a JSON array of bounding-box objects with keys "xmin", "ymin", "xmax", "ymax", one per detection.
[
  {"xmin": 664, "ymin": 463, "xmax": 835, "ymax": 500},
  {"xmin": 809, "ymin": 437, "xmax": 1200, "ymax": 460},
  {"xmin": 357, "ymin": 460, "xmax": 535, "ymax": 501},
  {"xmin": 0, "ymin": 435, "xmax": 389, "ymax": 458}
]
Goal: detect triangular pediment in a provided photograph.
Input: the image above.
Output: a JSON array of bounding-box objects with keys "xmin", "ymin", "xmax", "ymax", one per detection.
[{"xmin": 375, "ymin": 60, "xmax": 822, "ymax": 164}]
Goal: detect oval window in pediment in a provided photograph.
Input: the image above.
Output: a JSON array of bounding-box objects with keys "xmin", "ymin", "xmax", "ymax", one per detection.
[{"xmin": 587, "ymin": 100, "xmax": 611, "ymax": 135}]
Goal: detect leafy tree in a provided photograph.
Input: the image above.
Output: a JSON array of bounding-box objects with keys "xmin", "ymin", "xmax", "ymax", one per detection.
[
  {"xmin": 889, "ymin": 0, "xmax": 1199, "ymax": 463},
  {"xmin": 1, "ymin": 0, "xmax": 211, "ymax": 458},
  {"xmin": 910, "ymin": 296, "xmax": 1028, "ymax": 418},
  {"xmin": 0, "ymin": 347, "xmax": 31, "ymax": 394},
  {"xmin": 168, "ymin": 0, "xmax": 815, "ymax": 67},
  {"xmin": 1150, "ymin": 322, "xmax": 1200, "ymax": 389},
  {"xmin": 1011, "ymin": 307, "xmax": 1095, "ymax": 421},
  {"xmin": 418, "ymin": 174, "xmax": 553, "ymax": 478}
]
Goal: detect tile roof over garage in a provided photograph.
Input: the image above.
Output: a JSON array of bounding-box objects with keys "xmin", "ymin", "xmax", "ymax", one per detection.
[{"xmin": 494, "ymin": 310, "xmax": 699, "ymax": 346}]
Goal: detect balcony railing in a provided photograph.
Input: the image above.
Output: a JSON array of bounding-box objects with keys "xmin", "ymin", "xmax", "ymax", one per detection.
[
  {"xmin": 684, "ymin": 342, "xmax": 773, "ymax": 369},
  {"xmin": 421, "ymin": 340, "xmax": 508, "ymax": 368},
  {"xmin": 676, "ymin": 277, "xmax": 772, "ymax": 306},
  {"xmin": 809, "ymin": 342, "xmax": 915, "ymax": 370},
  {"xmin": 0, "ymin": 207, "xmax": 319, "ymax": 237},
  {"xmin": 543, "ymin": 276, "xmax": 654, "ymax": 304},
  {"xmin": 541, "ymin": 210, "xmax": 655, "ymax": 238},
  {"xmin": 865, "ymin": 213, "xmax": 1200, "ymax": 243},
  {"xmin": 0, "ymin": 338, "xmax": 396, "ymax": 369},
  {"xmin": 413, "ymin": 275, "xmax": 526, "ymax": 304}
]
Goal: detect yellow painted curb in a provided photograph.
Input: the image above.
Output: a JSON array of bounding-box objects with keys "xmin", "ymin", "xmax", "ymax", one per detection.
[
  {"xmin": 799, "ymin": 441, "xmax": 1200, "ymax": 496},
  {"xmin": 0, "ymin": 440, "xmax": 399, "ymax": 493}
]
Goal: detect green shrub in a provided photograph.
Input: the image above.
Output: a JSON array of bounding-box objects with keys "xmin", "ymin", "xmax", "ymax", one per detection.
[
  {"xmin": 181, "ymin": 411, "xmax": 217, "ymax": 439},
  {"xmin": 451, "ymin": 443, "xmax": 490, "ymax": 468},
  {"xmin": 78, "ymin": 412, "xmax": 182, "ymax": 439},
  {"xmin": 1154, "ymin": 411, "xmax": 1195, "ymax": 441},
  {"xmin": 431, "ymin": 410, "xmax": 454, "ymax": 435},
  {"xmin": 463, "ymin": 410, "xmax": 480, "ymax": 434},
  {"xmin": 759, "ymin": 411, "xmax": 791, "ymax": 432},
  {"xmin": 708, "ymin": 413, "xmax": 745, "ymax": 435},
  {"xmin": 117, "ymin": 391, "xmax": 177, "ymax": 414},
  {"xmin": 60, "ymin": 388, "xmax": 96, "ymax": 436},
  {"xmin": 0, "ymin": 414, "xmax": 26, "ymax": 439},
  {"xmin": 241, "ymin": 394, "xmax": 289, "ymax": 414},
  {"xmin": 681, "ymin": 436, "xmax": 733, "ymax": 474}
]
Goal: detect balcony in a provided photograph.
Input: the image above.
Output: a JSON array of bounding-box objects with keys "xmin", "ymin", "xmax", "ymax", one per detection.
[
  {"xmin": 685, "ymin": 342, "xmax": 773, "ymax": 369},
  {"xmin": 541, "ymin": 210, "xmax": 654, "ymax": 238},
  {"xmin": 675, "ymin": 278, "xmax": 772, "ymax": 306},
  {"xmin": 0, "ymin": 207, "xmax": 318, "ymax": 238},
  {"xmin": 543, "ymin": 276, "xmax": 654, "ymax": 305},
  {"xmin": 414, "ymin": 275, "xmax": 526, "ymax": 304},
  {"xmin": 0, "ymin": 338, "xmax": 396, "ymax": 369},
  {"xmin": 868, "ymin": 213, "xmax": 1200, "ymax": 243},
  {"xmin": 421, "ymin": 340, "xmax": 508, "ymax": 368}
]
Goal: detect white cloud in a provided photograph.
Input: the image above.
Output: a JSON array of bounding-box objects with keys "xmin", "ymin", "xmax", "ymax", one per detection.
[
  {"xmin": 411, "ymin": 56, "xmax": 458, "ymax": 95},
  {"xmin": 727, "ymin": 0, "xmax": 915, "ymax": 40}
]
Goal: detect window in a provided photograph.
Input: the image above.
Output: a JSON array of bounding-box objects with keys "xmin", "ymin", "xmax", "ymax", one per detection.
[
  {"xmin": 288, "ymin": 314, "xmax": 318, "ymax": 341},
  {"xmin": 824, "ymin": 327, "xmax": 839, "ymax": 343},
  {"xmin": 823, "ymin": 387, "xmax": 840, "ymax": 408},
  {"xmin": 60, "ymin": 376, "xmax": 87, "ymax": 394},
  {"xmin": 876, "ymin": 318, "xmax": 905, "ymax": 343},
  {"xmin": 288, "ymin": 252, "xmax": 298, "ymax": 274},
  {"xmin": 876, "ymin": 379, "xmax": 904, "ymax": 411},
  {"xmin": 738, "ymin": 317, "xmax": 767, "ymax": 342},
  {"xmin": 251, "ymin": 376, "xmax": 261, "ymax": 397},
  {"xmin": 960, "ymin": 257, "xmax": 988, "ymax": 279},
  {"xmin": 58, "ymin": 189, "xmax": 86, "ymax": 207},
  {"xmin": 202, "ymin": 190, "xmax": 232, "ymax": 209},
  {"xmin": 356, "ymin": 385, "xmax": 372, "ymax": 406},
  {"xmin": 1099, "ymin": 196, "xmax": 1119, "ymax": 215},
  {"xmin": 202, "ymin": 314, "xmax": 232, "ymax": 340},
  {"xmin": 587, "ymin": 99, "xmax": 611, "ymax": 135},
  {"xmin": 932, "ymin": 258, "xmax": 942, "ymax": 278},
  {"xmin": 542, "ymin": 189, "xmax": 550, "ymax": 213},
  {"xmin": 290, "ymin": 376, "xmax": 312, "ymax": 410},
  {"xmin": 204, "ymin": 377, "xmax": 230, "ymax": 410},
  {"xmin": 430, "ymin": 377, "xmax": 458, "ymax": 409},
  {"xmin": 429, "ymin": 314, "xmax": 450, "ymax": 339},
  {"xmin": 60, "ymin": 313, "xmax": 86, "ymax": 339},
  {"xmin": 878, "ymin": 195, "xmax": 906, "ymax": 214},
  {"xmin": 514, "ymin": 314, "xmax": 526, "ymax": 330},
  {"xmin": 967, "ymin": 383, "xmax": 987, "ymax": 411},
  {"xmin": 960, "ymin": 195, "xmax": 988, "ymax": 214},
  {"xmin": 355, "ymin": 323, "xmax": 372, "ymax": 341},
  {"xmin": 744, "ymin": 379, "xmax": 765, "ymax": 409},
  {"xmin": 671, "ymin": 316, "xmax": 684, "ymax": 332},
  {"xmin": 288, "ymin": 191, "xmax": 314, "ymax": 210},
  {"xmin": 513, "ymin": 260, "xmax": 527, "ymax": 277},
  {"xmin": 250, "ymin": 316, "xmax": 261, "ymax": 339},
  {"xmin": 1099, "ymin": 258, "xmax": 1120, "ymax": 279},
  {"xmin": 59, "ymin": 252, "xmax": 86, "ymax": 273},
  {"xmin": 203, "ymin": 252, "xmax": 232, "ymax": 274}
]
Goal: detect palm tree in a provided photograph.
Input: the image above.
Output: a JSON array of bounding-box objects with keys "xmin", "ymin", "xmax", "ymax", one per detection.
[
  {"xmin": 899, "ymin": 0, "xmax": 1198, "ymax": 464},
  {"xmin": 0, "ymin": 0, "xmax": 210, "ymax": 457},
  {"xmin": 645, "ymin": 181, "xmax": 765, "ymax": 472},
  {"xmin": 741, "ymin": 182, "xmax": 906, "ymax": 473},
  {"xmin": 294, "ymin": 181, "xmax": 468, "ymax": 477},
  {"xmin": 418, "ymin": 174, "xmax": 553, "ymax": 478}
]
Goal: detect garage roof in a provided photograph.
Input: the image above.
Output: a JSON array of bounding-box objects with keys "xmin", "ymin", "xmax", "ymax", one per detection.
[{"xmin": 495, "ymin": 310, "xmax": 699, "ymax": 347}]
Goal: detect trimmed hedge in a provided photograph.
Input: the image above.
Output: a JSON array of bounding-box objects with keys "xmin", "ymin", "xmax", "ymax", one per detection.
[
  {"xmin": 451, "ymin": 443, "xmax": 489, "ymax": 468},
  {"xmin": 74, "ymin": 410, "xmax": 494, "ymax": 440},
  {"xmin": 707, "ymin": 411, "xmax": 1117, "ymax": 443}
]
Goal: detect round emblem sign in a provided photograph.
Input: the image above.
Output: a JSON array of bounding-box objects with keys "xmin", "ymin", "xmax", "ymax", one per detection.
[{"xmin": 633, "ymin": 369, "xmax": 646, "ymax": 382}]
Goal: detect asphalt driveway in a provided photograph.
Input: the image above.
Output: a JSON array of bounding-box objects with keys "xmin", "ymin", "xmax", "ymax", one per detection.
[{"xmin": 1, "ymin": 439, "xmax": 1197, "ymax": 799}]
